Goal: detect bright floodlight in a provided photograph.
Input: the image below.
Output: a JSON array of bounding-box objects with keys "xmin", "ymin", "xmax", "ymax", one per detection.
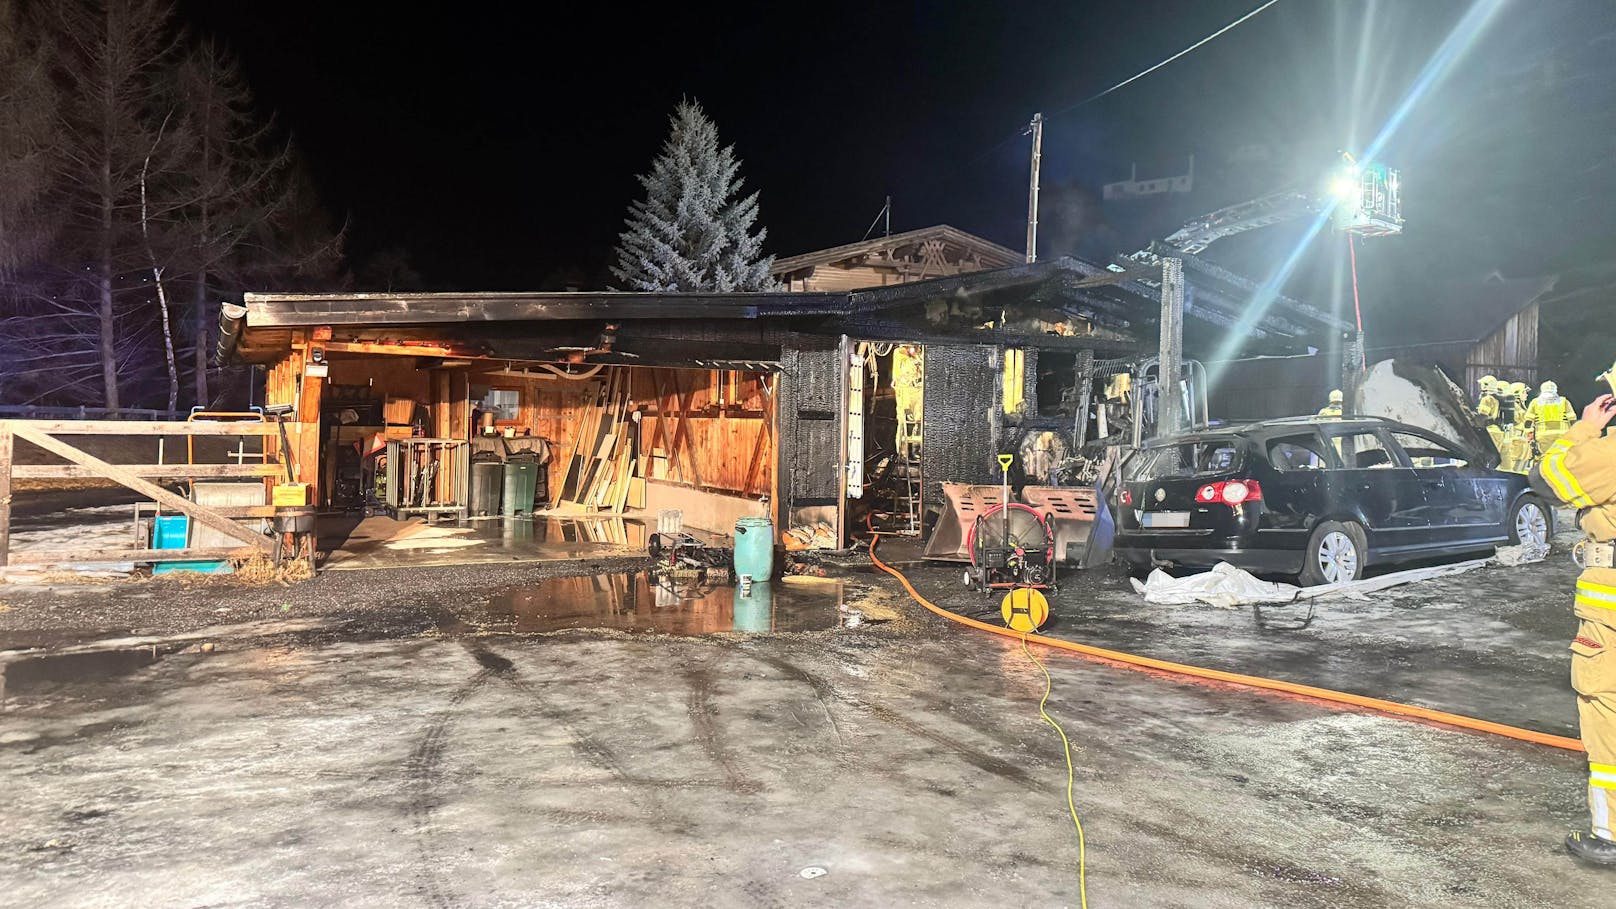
[{"xmin": 1330, "ymin": 174, "xmax": 1358, "ymax": 201}]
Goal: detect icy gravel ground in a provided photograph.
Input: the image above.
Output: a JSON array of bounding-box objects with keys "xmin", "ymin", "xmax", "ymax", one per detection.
[
  {"xmin": 0, "ymin": 554, "xmax": 655, "ymax": 649},
  {"xmin": 0, "ymin": 617, "xmax": 1604, "ymax": 908}
]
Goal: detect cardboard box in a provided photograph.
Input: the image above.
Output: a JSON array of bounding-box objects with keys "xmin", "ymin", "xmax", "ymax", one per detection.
[{"xmin": 272, "ymin": 483, "xmax": 310, "ymax": 507}]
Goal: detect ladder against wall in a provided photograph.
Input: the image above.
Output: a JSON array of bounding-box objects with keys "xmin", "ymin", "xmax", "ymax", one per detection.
[{"xmin": 890, "ymin": 388, "xmax": 924, "ymax": 535}]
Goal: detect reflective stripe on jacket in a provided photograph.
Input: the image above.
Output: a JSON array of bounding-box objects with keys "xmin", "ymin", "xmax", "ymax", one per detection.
[{"xmin": 1547, "ymin": 419, "xmax": 1616, "ymax": 625}]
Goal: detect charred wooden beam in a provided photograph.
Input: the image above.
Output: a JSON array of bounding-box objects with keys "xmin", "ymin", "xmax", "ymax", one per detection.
[{"xmin": 241, "ymin": 292, "xmax": 847, "ymax": 327}]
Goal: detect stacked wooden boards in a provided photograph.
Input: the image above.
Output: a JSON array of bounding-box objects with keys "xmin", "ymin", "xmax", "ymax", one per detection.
[{"xmin": 550, "ymin": 369, "xmax": 647, "ymax": 513}]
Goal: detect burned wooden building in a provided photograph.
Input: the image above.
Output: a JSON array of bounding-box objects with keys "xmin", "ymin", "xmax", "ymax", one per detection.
[{"xmin": 218, "ymin": 252, "xmax": 1343, "ymax": 554}]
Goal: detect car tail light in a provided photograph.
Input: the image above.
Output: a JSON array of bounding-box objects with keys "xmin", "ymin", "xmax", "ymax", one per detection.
[
  {"xmin": 1195, "ymin": 480, "xmax": 1262, "ymax": 505},
  {"xmin": 1120, "ymin": 488, "xmax": 1133, "ymax": 505}
]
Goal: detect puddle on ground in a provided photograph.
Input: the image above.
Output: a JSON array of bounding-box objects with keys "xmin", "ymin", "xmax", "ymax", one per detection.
[
  {"xmin": 478, "ymin": 572, "xmax": 847, "ymax": 635},
  {"xmin": 1, "ymin": 646, "xmax": 168, "ymax": 696},
  {"xmin": 320, "ymin": 516, "xmax": 646, "ymax": 569}
]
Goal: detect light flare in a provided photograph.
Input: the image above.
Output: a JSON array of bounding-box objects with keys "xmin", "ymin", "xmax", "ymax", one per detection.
[{"xmin": 1204, "ymin": 0, "xmax": 1510, "ymax": 383}]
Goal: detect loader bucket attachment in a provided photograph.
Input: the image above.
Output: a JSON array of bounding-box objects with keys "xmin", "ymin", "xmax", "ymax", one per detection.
[
  {"xmin": 923, "ymin": 483, "xmax": 1008, "ymax": 562},
  {"xmin": 1019, "ymin": 486, "xmax": 1102, "ymax": 566}
]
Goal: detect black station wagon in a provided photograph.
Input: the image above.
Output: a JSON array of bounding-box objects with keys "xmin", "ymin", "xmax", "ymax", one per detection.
[{"xmin": 1113, "ymin": 416, "xmax": 1550, "ymax": 585}]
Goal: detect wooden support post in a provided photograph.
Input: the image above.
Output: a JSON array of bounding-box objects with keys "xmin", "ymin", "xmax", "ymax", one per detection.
[
  {"xmin": 1157, "ymin": 257, "xmax": 1185, "ymax": 437},
  {"xmin": 449, "ymin": 372, "xmax": 470, "ymax": 440},
  {"xmin": 0, "ymin": 424, "xmax": 11, "ymax": 568},
  {"xmin": 295, "ymin": 346, "xmax": 323, "ymax": 497},
  {"xmin": 768, "ymin": 374, "xmax": 783, "ymax": 537},
  {"xmin": 8, "ymin": 423, "xmax": 272, "ymax": 551},
  {"xmin": 1072, "ymin": 349, "xmax": 1095, "ymax": 449},
  {"xmin": 1342, "ymin": 330, "xmax": 1365, "ymax": 418}
]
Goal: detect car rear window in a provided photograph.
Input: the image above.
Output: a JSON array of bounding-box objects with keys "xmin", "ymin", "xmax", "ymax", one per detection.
[
  {"xmin": 1267, "ymin": 434, "xmax": 1332, "ymax": 471},
  {"xmin": 1137, "ymin": 439, "xmax": 1242, "ymax": 478}
]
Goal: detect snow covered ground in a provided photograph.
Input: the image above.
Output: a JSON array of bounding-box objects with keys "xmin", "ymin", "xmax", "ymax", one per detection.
[{"xmin": 5, "ymin": 503, "xmax": 142, "ymax": 582}]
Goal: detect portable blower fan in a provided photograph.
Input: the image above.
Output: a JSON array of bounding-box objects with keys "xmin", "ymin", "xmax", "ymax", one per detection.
[{"xmin": 964, "ymin": 502, "xmax": 1057, "ymax": 594}]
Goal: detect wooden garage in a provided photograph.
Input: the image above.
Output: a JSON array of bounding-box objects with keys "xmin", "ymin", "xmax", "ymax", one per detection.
[{"xmin": 217, "ymin": 258, "xmax": 1339, "ymax": 559}]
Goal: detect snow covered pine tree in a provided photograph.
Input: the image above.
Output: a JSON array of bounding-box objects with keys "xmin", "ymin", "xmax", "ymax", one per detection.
[{"xmin": 611, "ymin": 100, "xmax": 775, "ymax": 292}]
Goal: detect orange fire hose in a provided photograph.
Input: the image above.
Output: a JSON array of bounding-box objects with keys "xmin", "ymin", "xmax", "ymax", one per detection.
[{"xmin": 867, "ymin": 533, "xmax": 1583, "ymax": 752}]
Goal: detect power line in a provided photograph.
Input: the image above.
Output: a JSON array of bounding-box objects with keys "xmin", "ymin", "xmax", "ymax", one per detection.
[
  {"xmin": 1048, "ymin": 0, "xmax": 1284, "ymax": 119},
  {"xmin": 937, "ymin": 0, "xmax": 1286, "ymax": 184}
]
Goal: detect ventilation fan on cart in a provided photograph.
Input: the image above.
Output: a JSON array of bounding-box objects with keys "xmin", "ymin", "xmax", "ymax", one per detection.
[{"xmin": 964, "ymin": 502, "xmax": 1057, "ymax": 594}]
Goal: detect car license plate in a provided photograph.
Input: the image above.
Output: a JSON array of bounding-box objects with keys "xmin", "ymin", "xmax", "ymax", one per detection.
[{"xmin": 1141, "ymin": 511, "xmax": 1190, "ymax": 528}]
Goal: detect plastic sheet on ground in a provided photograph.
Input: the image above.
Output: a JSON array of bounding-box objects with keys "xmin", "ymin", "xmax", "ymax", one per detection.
[
  {"xmin": 1129, "ymin": 556, "xmax": 1501, "ymax": 609},
  {"xmin": 1492, "ymin": 542, "xmax": 1549, "ymax": 566}
]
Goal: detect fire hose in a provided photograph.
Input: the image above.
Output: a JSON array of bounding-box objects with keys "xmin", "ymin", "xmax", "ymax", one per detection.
[{"xmin": 867, "ymin": 532, "xmax": 1583, "ymax": 752}]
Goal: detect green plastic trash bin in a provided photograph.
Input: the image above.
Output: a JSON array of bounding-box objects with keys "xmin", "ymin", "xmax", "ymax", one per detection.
[
  {"xmin": 502, "ymin": 459, "xmax": 539, "ymax": 516},
  {"xmin": 470, "ymin": 459, "xmax": 503, "ymax": 517},
  {"xmin": 733, "ymin": 516, "xmax": 775, "ymax": 582}
]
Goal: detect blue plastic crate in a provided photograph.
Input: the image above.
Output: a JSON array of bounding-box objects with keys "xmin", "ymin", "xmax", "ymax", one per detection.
[{"xmin": 152, "ymin": 515, "xmax": 231, "ymax": 575}]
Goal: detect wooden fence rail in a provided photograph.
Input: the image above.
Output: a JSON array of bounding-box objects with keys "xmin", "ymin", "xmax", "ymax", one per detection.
[{"xmin": 0, "ymin": 418, "xmax": 312, "ymax": 570}]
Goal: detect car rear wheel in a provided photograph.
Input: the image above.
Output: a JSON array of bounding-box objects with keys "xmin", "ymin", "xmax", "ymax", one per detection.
[
  {"xmin": 1508, "ymin": 495, "xmax": 1551, "ymax": 547},
  {"xmin": 1301, "ymin": 520, "xmax": 1367, "ymax": 586}
]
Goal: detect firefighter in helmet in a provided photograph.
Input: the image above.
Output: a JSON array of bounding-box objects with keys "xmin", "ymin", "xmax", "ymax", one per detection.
[
  {"xmin": 1318, "ymin": 389, "xmax": 1344, "ymax": 418},
  {"xmin": 1533, "ymin": 361, "xmax": 1616, "ymax": 865},
  {"xmin": 1505, "ymin": 381, "xmax": 1534, "ymax": 472},
  {"xmin": 1529, "ymin": 380, "xmax": 1577, "ymax": 457},
  {"xmin": 1478, "ymin": 375, "xmax": 1502, "ymax": 422},
  {"xmin": 1479, "ymin": 376, "xmax": 1507, "ymax": 463}
]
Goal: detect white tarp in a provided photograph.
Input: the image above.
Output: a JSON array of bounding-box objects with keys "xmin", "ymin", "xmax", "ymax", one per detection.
[{"xmin": 1129, "ymin": 547, "xmax": 1545, "ymax": 608}]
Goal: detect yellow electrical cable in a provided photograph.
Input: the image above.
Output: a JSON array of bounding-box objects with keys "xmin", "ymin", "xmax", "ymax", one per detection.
[{"xmin": 1022, "ymin": 630, "xmax": 1089, "ymax": 908}]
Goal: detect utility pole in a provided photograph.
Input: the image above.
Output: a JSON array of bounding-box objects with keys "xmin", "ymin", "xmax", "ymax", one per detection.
[
  {"xmin": 1024, "ymin": 112, "xmax": 1043, "ymax": 264},
  {"xmin": 884, "ymin": 195, "xmax": 891, "ymax": 237}
]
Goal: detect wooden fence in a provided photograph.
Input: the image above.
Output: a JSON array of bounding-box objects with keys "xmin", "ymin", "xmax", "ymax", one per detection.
[{"xmin": 0, "ymin": 419, "xmax": 310, "ymax": 569}]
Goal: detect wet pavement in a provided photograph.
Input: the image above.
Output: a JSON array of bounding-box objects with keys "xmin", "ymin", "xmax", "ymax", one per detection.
[
  {"xmin": 319, "ymin": 514, "xmax": 643, "ymax": 570},
  {"xmin": 0, "ymin": 514, "xmax": 1610, "ymax": 905},
  {"xmin": 894, "ymin": 531, "xmax": 1588, "ymax": 737},
  {"xmin": 0, "ymin": 608, "xmax": 1607, "ymax": 907},
  {"xmin": 475, "ymin": 573, "xmax": 850, "ymax": 635}
]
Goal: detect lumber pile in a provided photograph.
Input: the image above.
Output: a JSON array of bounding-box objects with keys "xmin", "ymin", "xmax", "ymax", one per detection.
[{"xmin": 551, "ymin": 369, "xmax": 646, "ymax": 513}]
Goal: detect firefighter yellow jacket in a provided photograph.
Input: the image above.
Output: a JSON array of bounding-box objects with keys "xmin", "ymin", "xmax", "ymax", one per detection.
[
  {"xmin": 1540, "ymin": 418, "xmax": 1616, "ymax": 626},
  {"xmin": 1527, "ymin": 396, "xmax": 1576, "ymax": 427}
]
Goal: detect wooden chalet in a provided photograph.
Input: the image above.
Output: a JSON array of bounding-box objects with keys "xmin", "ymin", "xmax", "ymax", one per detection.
[
  {"xmin": 771, "ymin": 225, "xmax": 1022, "ymax": 292},
  {"xmin": 219, "ymin": 253, "xmax": 1345, "ymax": 554}
]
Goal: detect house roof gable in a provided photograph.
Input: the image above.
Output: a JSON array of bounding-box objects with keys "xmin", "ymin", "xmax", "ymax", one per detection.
[{"xmin": 770, "ymin": 224, "xmax": 1022, "ymax": 277}]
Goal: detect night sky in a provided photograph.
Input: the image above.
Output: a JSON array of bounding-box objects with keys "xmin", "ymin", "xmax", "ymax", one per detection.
[{"xmin": 177, "ymin": 0, "xmax": 1616, "ymax": 339}]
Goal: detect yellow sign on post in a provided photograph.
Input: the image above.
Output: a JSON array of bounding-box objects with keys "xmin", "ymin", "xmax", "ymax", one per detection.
[{"xmin": 1000, "ymin": 587, "xmax": 1050, "ymax": 632}]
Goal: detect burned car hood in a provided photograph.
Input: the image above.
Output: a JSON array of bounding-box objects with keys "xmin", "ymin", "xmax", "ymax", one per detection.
[{"xmin": 1353, "ymin": 359, "xmax": 1500, "ymax": 469}]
